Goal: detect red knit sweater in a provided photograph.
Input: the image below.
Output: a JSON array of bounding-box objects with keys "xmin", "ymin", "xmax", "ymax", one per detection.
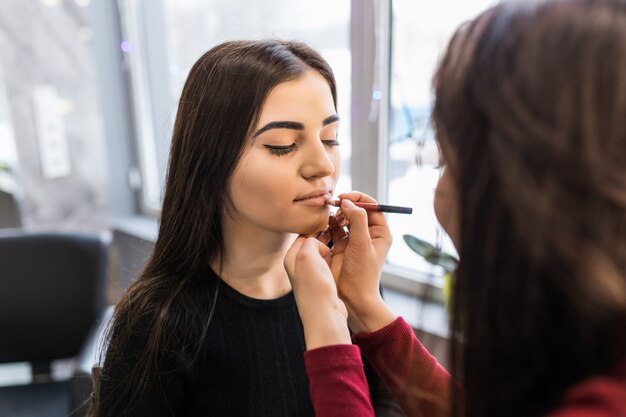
[{"xmin": 303, "ymin": 317, "xmax": 626, "ymax": 417}]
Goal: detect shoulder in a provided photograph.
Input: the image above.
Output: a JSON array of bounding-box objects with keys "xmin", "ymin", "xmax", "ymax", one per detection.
[
  {"xmin": 547, "ymin": 363, "xmax": 626, "ymax": 417},
  {"xmin": 105, "ymin": 276, "xmax": 217, "ymax": 371}
]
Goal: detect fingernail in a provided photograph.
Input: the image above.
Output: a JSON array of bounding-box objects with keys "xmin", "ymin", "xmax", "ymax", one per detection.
[
  {"xmin": 341, "ymin": 200, "xmax": 354, "ymax": 208},
  {"xmin": 335, "ymin": 209, "xmax": 342, "ymax": 218}
]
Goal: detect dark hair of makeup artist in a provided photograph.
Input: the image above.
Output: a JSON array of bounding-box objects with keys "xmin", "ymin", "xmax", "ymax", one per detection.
[
  {"xmin": 430, "ymin": 1, "xmax": 626, "ymax": 416},
  {"xmin": 88, "ymin": 39, "xmax": 337, "ymax": 417}
]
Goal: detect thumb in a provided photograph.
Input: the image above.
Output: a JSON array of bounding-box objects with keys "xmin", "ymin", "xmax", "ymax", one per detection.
[
  {"xmin": 284, "ymin": 236, "xmax": 306, "ymax": 274},
  {"xmin": 339, "ymin": 200, "xmax": 370, "ymax": 247},
  {"xmin": 301, "ymin": 236, "xmax": 332, "ymax": 259}
]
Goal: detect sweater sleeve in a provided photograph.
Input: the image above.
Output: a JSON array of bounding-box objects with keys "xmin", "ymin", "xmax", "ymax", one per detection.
[
  {"xmin": 546, "ymin": 364, "xmax": 626, "ymax": 417},
  {"xmin": 304, "ymin": 344, "xmax": 375, "ymax": 417},
  {"xmin": 352, "ymin": 317, "xmax": 452, "ymax": 417}
]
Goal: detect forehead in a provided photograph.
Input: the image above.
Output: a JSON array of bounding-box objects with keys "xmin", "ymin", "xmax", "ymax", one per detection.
[{"xmin": 256, "ymin": 70, "xmax": 336, "ymax": 125}]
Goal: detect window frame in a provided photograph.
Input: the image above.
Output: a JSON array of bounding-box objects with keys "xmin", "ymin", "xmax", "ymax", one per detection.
[
  {"xmin": 351, "ymin": 0, "xmax": 444, "ymax": 301},
  {"xmin": 118, "ymin": 0, "xmax": 171, "ymax": 215}
]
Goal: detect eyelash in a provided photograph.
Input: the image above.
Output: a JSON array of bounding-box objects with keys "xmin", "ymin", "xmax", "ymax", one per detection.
[
  {"xmin": 264, "ymin": 140, "xmax": 340, "ymax": 156},
  {"xmin": 265, "ymin": 144, "xmax": 296, "ymax": 156}
]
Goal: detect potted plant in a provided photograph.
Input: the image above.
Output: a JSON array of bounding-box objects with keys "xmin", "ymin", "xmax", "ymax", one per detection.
[{"xmin": 402, "ymin": 234, "xmax": 458, "ymax": 311}]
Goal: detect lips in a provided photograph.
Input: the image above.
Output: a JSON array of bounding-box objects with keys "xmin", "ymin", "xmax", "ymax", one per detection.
[{"xmin": 293, "ymin": 191, "xmax": 332, "ymax": 207}]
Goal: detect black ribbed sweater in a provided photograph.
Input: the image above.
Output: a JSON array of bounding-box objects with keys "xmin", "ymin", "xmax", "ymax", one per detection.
[{"xmin": 99, "ymin": 268, "xmax": 390, "ymax": 417}]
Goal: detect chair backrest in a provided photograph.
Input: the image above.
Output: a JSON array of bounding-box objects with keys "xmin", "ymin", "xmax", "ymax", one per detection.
[
  {"xmin": 0, "ymin": 190, "xmax": 22, "ymax": 229},
  {"xmin": 0, "ymin": 231, "xmax": 110, "ymax": 364}
]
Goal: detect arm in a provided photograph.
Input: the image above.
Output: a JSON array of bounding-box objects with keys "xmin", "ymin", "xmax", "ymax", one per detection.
[
  {"xmin": 317, "ymin": 193, "xmax": 452, "ymax": 416},
  {"xmin": 364, "ymin": 352, "xmax": 408, "ymax": 417},
  {"xmin": 284, "ymin": 192, "xmax": 394, "ymax": 345},
  {"xmin": 353, "ymin": 316, "xmax": 451, "ymax": 417},
  {"xmin": 284, "ymin": 193, "xmax": 398, "ymax": 417},
  {"xmin": 304, "ymin": 344, "xmax": 375, "ymax": 417},
  {"xmin": 546, "ymin": 363, "xmax": 626, "ymax": 417},
  {"xmin": 284, "ymin": 237, "xmax": 375, "ymax": 417},
  {"xmin": 285, "ymin": 192, "xmax": 451, "ymax": 417}
]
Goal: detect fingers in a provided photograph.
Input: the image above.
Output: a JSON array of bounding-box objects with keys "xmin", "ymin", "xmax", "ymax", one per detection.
[
  {"xmin": 336, "ymin": 200, "xmax": 371, "ymax": 247},
  {"xmin": 284, "ymin": 236, "xmax": 305, "ymax": 269},
  {"xmin": 336, "ymin": 191, "xmax": 378, "ymax": 204},
  {"xmin": 316, "ymin": 226, "xmax": 333, "ymax": 247},
  {"xmin": 285, "ymin": 235, "xmax": 329, "ymax": 267},
  {"xmin": 328, "ymin": 215, "xmax": 349, "ymax": 253},
  {"xmin": 337, "ymin": 191, "xmax": 387, "ymax": 228},
  {"xmin": 285, "ymin": 236, "xmax": 335, "ymax": 289},
  {"xmin": 301, "ymin": 236, "xmax": 331, "ymax": 259}
]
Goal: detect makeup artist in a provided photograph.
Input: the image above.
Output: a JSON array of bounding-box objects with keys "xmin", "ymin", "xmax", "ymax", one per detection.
[{"xmin": 284, "ymin": 0, "xmax": 626, "ymax": 416}]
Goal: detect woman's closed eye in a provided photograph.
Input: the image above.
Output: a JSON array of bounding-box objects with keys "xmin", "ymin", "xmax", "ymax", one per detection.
[
  {"xmin": 264, "ymin": 139, "xmax": 340, "ymax": 156},
  {"xmin": 264, "ymin": 143, "xmax": 297, "ymax": 156}
]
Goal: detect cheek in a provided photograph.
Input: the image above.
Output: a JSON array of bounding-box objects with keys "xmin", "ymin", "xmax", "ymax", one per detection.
[
  {"xmin": 228, "ymin": 156, "xmax": 314, "ymax": 232},
  {"xmin": 434, "ymin": 170, "xmax": 458, "ymax": 238},
  {"xmin": 230, "ymin": 159, "xmax": 289, "ymax": 210},
  {"xmin": 433, "ymin": 179, "xmax": 447, "ymax": 227}
]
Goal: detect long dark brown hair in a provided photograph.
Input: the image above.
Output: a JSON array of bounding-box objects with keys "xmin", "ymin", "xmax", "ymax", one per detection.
[
  {"xmin": 432, "ymin": 1, "xmax": 626, "ymax": 416},
  {"xmin": 91, "ymin": 39, "xmax": 337, "ymax": 416}
]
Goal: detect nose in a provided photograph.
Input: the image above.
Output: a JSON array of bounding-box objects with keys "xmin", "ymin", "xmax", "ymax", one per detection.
[{"xmin": 300, "ymin": 139, "xmax": 335, "ymax": 180}]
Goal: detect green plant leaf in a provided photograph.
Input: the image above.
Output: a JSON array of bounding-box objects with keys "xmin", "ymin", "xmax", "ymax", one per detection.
[{"xmin": 402, "ymin": 234, "xmax": 458, "ymax": 272}]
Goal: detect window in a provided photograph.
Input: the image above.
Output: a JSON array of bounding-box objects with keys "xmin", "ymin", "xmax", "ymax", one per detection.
[
  {"xmin": 378, "ymin": 0, "xmax": 497, "ymax": 293},
  {"xmin": 116, "ymin": 0, "xmax": 499, "ymax": 298},
  {"xmin": 118, "ymin": 0, "xmax": 352, "ymax": 212}
]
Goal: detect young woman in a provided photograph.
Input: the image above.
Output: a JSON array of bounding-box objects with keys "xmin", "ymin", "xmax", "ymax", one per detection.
[
  {"xmin": 91, "ymin": 40, "xmax": 397, "ymax": 417},
  {"xmin": 285, "ymin": 1, "xmax": 626, "ymax": 416}
]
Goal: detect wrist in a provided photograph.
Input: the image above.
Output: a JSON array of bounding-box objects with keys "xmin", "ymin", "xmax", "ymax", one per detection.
[
  {"xmin": 345, "ymin": 295, "xmax": 397, "ymax": 334},
  {"xmin": 300, "ymin": 299, "xmax": 351, "ymax": 350}
]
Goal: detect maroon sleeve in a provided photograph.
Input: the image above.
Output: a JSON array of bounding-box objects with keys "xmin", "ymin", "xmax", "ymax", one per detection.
[
  {"xmin": 353, "ymin": 316, "xmax": 452, "ymax": 417},
  {"xmin": 546, "ymin": 364, "xmax": 626, "ymax": 417},
  {"xmin": 304, "ymin": 344, "xmax": 375, "ymax": 417}
]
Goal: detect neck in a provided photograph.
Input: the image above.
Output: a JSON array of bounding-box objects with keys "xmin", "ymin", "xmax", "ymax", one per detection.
[{"xmin": 211, "ymin": 213, "xmax": 296, "ymax": 300}]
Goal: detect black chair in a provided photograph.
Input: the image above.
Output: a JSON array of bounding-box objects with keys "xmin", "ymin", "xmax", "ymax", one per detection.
[
  {"xmin": 0, "ymin": 190, "xmax": 22, "ymax": 229},
  {"xmin": 0, "ymin": 231, "xmax": 110, "ymax": 417}
]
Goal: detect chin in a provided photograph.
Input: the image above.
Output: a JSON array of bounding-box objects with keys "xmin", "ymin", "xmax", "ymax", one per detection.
[{"xmin": 286, "ymin": 214, "xmax": 329, "ymax": 236}]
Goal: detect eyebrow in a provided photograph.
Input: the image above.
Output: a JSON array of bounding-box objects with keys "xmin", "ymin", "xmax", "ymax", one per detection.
[{"xmin": 253, "ymin": 114, "xmax": 340, "ymax": 138}]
